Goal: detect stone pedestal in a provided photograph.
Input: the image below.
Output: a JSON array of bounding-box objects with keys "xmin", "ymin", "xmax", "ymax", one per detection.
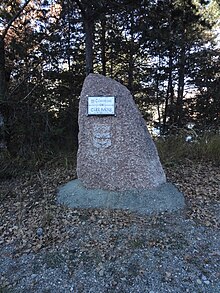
[{"xmin": 57, "ymin": 74, "xmax": 185, "ymax": 214}]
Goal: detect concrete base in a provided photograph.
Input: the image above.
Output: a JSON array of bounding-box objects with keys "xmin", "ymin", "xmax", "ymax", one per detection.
[{"xmin": 57, "ymin": 180, "xmax": 185, "ymax": 215}]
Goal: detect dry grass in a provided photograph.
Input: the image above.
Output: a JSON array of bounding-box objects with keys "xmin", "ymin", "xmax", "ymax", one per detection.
[{"xmin": 156, "ymin": 133, "xmax": 220, "ymax": 166}]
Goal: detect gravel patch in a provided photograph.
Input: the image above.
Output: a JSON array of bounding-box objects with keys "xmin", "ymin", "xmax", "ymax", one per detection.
[
  {"xmin": 0, "ymin": 162, "xmax": 219, "ymax": 292},
  {"xmin": 1, "ymin": 209, "xmax": 220, "ymax": 293}
]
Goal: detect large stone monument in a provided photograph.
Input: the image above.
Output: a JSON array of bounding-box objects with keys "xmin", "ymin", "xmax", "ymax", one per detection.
[
  {"xmin": 77, "ymin": 74, "xmax": 166, "ymax": 191},
  {"xmin": 57, "ymin": 74, "xmax": 184, "ymax": 214}
]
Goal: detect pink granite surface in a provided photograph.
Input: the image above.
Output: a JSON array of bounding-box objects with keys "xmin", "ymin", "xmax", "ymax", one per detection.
[{"xmin": 77, "ymin": 74, "xmax": 166, "ymax": 191}]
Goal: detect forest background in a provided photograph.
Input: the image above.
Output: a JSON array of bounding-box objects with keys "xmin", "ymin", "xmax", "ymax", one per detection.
[{"xmin": 0, "ymin": 0, "xmax": 220, "ymax": 175}]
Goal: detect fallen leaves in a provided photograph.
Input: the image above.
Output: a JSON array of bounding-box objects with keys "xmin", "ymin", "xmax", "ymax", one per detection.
[
  {"xmin": 0, "ymin": 161, "xmax": 219, "ymax": 256},
  {"xmin": 165, "ymin": 161, "xmax": 220, "ymax": 227}
]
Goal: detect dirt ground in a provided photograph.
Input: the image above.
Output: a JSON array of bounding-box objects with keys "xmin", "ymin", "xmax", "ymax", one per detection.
[{"xmin": 0, "ymin": 161, "xmax": 219, "ymax": 292}]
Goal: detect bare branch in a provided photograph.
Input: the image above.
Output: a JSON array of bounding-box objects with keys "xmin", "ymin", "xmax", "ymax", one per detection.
[
  {"xmin": 20, "ymin": 84, "xmax": 38, "ymax": 102},
  {"xmin": 2, "ymin": 0, "xmax": 32, "ymax": 39},
  {"xmin": 9, "ymin": 60, "xmax": 44, "ymax": 95}
]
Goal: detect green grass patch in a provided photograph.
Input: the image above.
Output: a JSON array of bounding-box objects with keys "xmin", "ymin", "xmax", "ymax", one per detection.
[{"xmin": 0, "ymin": 286, "xmax": 13, "ymax": 293}]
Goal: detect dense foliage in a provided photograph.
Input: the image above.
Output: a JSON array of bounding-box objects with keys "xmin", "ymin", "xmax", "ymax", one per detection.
[{"xmin": 0, "ymin": 0, "xmax": 219, "ymax": 156}]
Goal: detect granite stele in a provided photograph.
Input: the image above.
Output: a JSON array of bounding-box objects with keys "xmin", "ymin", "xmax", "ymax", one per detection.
[{"xmin": 57, "ymin": 74, "xmax": 185, "ymax": 214}]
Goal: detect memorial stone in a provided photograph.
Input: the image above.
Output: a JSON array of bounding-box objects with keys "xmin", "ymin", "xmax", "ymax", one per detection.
[{"xmin": 77, "ymin": 74, "xmax": 166, "ymax": 191}]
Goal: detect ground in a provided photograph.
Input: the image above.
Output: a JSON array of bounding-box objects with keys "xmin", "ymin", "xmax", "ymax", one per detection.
[{"xmin": 0, "ymin": 160, "xmax": 219, "ymax": 292}]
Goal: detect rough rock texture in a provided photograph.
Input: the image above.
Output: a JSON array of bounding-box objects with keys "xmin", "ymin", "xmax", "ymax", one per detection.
[
  {"xmin": 77, "ymin": 74, "xmax": 166, "ymax": 191},
  {"xmin": 58, "ymin": 180, "xmax": 185, "ymax": 214}
]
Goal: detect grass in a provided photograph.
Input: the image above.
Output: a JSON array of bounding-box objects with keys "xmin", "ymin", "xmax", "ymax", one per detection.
[
  {"xmin": 0, "ymin": 286, "xmax": 12, "ymax": 293},
  {"xmin": 43, "ymin": 252, "xmax": 65, "ymax": 269},
  {"xmin": 128, "ymin": 238, "xmax": 145, "ymax": 249},
  {"xmin": 0, "ymin": 149, "xmax": 77, "ymax": 180},
  {"xmin": 156, "ymin": 133, "xmax": 220, "ymax": 166},
  {"xmin": 0, "ymin": 132, "xmax": 219, "ymax": 180}
]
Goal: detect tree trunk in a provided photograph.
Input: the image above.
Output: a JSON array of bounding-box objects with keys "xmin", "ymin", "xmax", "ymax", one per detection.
[
  {"xmin": 176, "ymin": 44, "xmax": 186, "ymax": 128},
  {"xmin": 128, "ymin": 11, "xmax": 134, "ymax": 94},
  {"xmin": 155, "ymin": 57, "xmax": 161, "ymax": 131},
  {"xmin": 84, "ymin": 16, "xmax": 94, "ymax": 75},
  {"xmin": 0, "ymin": 35, "xmax": 6, "ymax": 149},
  {"xmin": 110, "ymin": 45, "xmax": 113, "ymax": 78},
  {"xmin": 0, "ymin": 0, "xmax": 31, "ymax": 150},
  {"xmin": 162, "ymin": 48, "xmax": 173, "ymax": 134},
  {"xmin": 128, "ymin": 51, "xmax": 134, "ymax": 94},
  {"xmin": 100, "ymin": 17, "xmax": 106, "ymax": 76},
  {"xmin": 75, "ymin": 0, "xmax": 95, "ymax": 76},
  {"xmin": 175, "ymin": 7, "xmax": 186, "ymax": 129},
  {"xmin": 0, "ymin": 36, "xmax": 6, "ymax": 101}
]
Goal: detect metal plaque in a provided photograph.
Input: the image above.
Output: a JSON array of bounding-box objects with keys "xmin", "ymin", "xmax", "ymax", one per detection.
[{"xmin": 87, "ymin": 96, "xmax": 115, "ymax": 116}]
